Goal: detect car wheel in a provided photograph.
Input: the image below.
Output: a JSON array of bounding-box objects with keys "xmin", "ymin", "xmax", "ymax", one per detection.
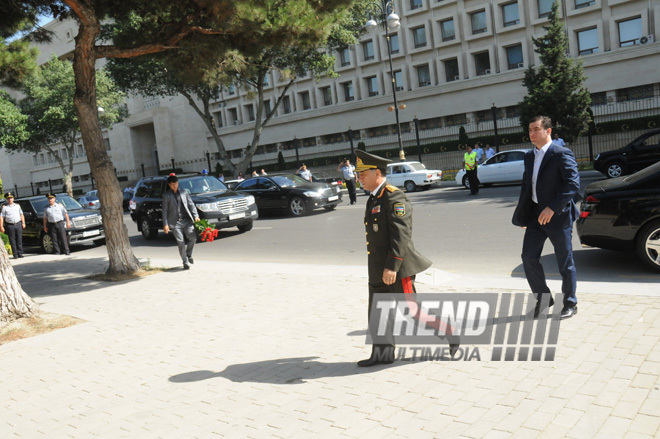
[
  {"xmin": 140, "ymin": 218, "xmax": 158, "ymax": 240},
  {"xmin": 636, "ymin": 220, "xmax": 660, "ymax": 272},
  {"xmin": 289, "ymin": 197, "xmax": 307, "ymax": 216},
  {"xmin": 462, "ymin": 175, "xmax": 470, "ymax": 190},
  {"xmin": 605, "ymin": 161, "xmax": 624, "ymax": 178},
  {"xmin": 41, "ymin": 232, "xmax": 55, "ymax": 254},
  {"xmin": 324, "ymin": 205, "xmax": 337, "ymax": 211},
  {"xmin": 237, "ymin": 222, "xmax": 253, "ymax": 232},
  {"xmin": 404, "ymin": 180, "xmax": 417, "ymax": 192}
]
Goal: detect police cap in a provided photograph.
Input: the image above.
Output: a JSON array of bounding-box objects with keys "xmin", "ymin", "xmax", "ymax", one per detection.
[
  {"xmin": 4, "ymin": 192, "xmax": 14, "ymax": 199},
  {"xmin": 354, "ymin": 149, "xmax": 391, "ymax": 173},
  {"xmin": 46, "ymin": 193, "xmax": 56, "ymax": 199}
]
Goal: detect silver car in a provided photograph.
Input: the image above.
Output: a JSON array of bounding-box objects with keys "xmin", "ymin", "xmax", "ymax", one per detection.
[{"xmin": 455, "ymin": 149, "xmax": 529, "ymax": 190}]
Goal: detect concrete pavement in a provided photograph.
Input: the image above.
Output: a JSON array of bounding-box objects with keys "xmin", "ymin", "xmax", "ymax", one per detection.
[{"xmin": 2, "ymin": 253, "xmax": 660, "ymax": 438}]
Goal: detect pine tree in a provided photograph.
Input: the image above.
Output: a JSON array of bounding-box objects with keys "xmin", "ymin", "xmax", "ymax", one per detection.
[{"xmin": 517, "ymin": 0, "xmax": 591, "ymax": 141}]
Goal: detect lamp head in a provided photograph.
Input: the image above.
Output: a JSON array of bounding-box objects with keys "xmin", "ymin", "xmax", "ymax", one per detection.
[
  {"xmin": 386, "ymin": 13, "xmax": 400, "ymax": 32},
  {"xmin": 365, "ymin": 18, "xmax": 378, "ymax": 31}
]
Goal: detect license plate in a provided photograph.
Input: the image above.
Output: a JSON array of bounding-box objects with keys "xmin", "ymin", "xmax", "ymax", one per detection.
[
  {"xmin": 328, "ymin": 195, "xmax": 339, "ymax": 201},
  {"xmin": 82, "ymin": 229, "xmax": 100, "ymax": 238},
  {"xmin": 229, "ymin": 212, "xmax": 245, "ymax": 220}
]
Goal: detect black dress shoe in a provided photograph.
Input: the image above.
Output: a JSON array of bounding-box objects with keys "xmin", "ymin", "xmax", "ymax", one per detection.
[
  {"xmin": 183, "ymin": 263, "xmax": 190, "ymax": 270},
  {"xmin": 187, "ymin": 257, "xmax": 194, "ymax": 264},
  {"xmin": 560, "ymin": 305, "xmax": 577, "ymax": 320},
  {"xmin": 357, "ymin": 346, "xmax": 395, "ymax": 367},
  {"xmin": 534, "ymin": 296, "xmax": 555, "ymax": 318}
]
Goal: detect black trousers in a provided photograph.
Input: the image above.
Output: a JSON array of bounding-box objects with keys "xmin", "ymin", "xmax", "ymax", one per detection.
[
  {"xmin": 48, "ymin": 221, "xmax": 69, "ymax": 254},
  {"xmin": 345, "ymin": 178, "xmax": 357, "ymax": 203},
  {"xmin": 466, "ymin": 169, "xmax": 479, "ymax": 194},
  {"xmin": 367, "ymin": 276, "xmax": 416, "ymax": 348},
  {"xmin": 5, "ymin": 222, "xmax": 23, "ymax": 257}
]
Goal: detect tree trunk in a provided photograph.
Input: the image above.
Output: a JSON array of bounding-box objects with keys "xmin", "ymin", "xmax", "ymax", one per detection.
[
  {"xmin": 0, "ymin": 246, "xmax": 37, "ymax": 323},
  {"xmin": 72, "ymin": 17, "xmax": 140, "ymax": 275}
]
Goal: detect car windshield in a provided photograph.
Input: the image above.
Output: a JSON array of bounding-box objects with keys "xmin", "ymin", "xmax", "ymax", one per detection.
[
  {"xmin": 407, "ymin": 163, "xmax": 428, "ymax": 171},
  {"xmin": 57, "ymin": 195, "xmax": 84, "ymax": 211},
  {"xmin": 178, "ymin": 176, "xmax": 228, "ymax": 194},
  {"xmin": 271, "ymin": 174, "xmax": 309, "ymax": 187}
]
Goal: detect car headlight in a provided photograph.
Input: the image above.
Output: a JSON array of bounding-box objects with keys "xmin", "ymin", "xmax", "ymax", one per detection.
[
  {"xmin": 196, "ymin": 202, "xmax": 218, "ymax": 212},
  {"xmin": 303, "ymin": 190, "xmax": 321, "ymax": 198},
  {"xmin": 595, "ymin": 153, "xmax": 600, "ymax": 161},
  {"xmin": 246, "ymin": 195, "xmax": 256, "ymax": 205}
]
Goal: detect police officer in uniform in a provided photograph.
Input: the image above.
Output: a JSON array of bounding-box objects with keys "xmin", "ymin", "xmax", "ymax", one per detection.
[
  {"xmin": 0, "ymin": 192, "xmax": 26, "ymax": 258},
  {"xmin": 43, "ymin": 193, "xmax": 71, "ymax": 255},
  {"xmin": 355, "ymin": 150, "xmax": 458, "ymax": 367}
]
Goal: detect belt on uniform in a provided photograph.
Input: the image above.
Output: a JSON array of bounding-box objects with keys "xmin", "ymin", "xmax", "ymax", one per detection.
[{"xmin": 5, "ymin": 221, "xmax": 16, "ymax": 225}]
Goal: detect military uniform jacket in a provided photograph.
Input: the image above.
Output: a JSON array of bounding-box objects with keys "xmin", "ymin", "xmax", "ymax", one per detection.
[{"xmin": 365, "ymin": 184, "xmax": 432, "ymax": 284}]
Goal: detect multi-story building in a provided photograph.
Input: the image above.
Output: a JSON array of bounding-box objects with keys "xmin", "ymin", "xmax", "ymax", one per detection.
[{"xmin": 1, "ymin": 0, "xmax": 658, "ymax": 195}]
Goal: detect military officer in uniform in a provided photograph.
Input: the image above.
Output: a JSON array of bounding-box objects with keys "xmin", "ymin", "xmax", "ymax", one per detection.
[{"xmin": 355, "ymin": 150, "xmax": 458, "ymax": 367}]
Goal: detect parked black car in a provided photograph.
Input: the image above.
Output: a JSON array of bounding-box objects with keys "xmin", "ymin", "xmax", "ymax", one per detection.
[
  {"xmin": 129, "ymin": 174, "xmax": 258, "ymax": 239},
  {"xmin": 14, "ymin": 194, "xmax": 105, "ymax": 253},
  {"xmin": 577, "ymin": 161, "xmax": 660, "ymax": 272},
  {"xmin": 594, "ymin": 128, "xmax": 660, "ymax": 178},
  {"xmin": 234, "ymin": 174, "xmax": 342, "ymax": 216}
]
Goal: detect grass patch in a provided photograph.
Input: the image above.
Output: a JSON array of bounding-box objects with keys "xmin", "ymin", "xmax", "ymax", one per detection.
[{"xmin": 0, "ymin": 312, "xmax": 84, "ymax": 345}]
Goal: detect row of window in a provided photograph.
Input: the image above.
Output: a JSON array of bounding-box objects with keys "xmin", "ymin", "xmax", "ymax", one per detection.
[{"xmin": 32, "ymin": 140, "xmax": 111, "ymax": 166}]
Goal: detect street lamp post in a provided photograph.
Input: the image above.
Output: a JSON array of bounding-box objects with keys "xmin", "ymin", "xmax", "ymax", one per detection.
[{"xmin": 366, "ymin": 0, "xmax": 405, "ymax": 161}]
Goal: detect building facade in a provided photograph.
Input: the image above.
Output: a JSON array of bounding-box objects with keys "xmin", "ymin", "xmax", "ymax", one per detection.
[{"xmin": 1, "ymin": 0, "xmax": 659, "ymax": 195}]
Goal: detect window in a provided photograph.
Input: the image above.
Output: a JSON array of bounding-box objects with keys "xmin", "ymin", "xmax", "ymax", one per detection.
[
  {"xmin": 590, "ymin": 92, "xmax": 607, "ymax": 106},
  {"xmin": 343, "ymin": 82, "xmax": 354, "ymax": 101},
  {"xmin": 506, "ymin": 44, "xmax": 523, "ymax": 69},
  {"xmin": 502, "ymin": 2, "xmax": 520, "ymax": 27},
  {"xmin": 321, "ymin": 87, "xmax": 333, "ymax": 106},
  {"xmin": 264, "ymin": 100, "xmax": 272, "ymax": 116},
  {"xmin": 440, "ymin": 19, "xmax": 455, "ymax": 41},
  {"xmin": 228, "ymin": 84, "xmax": 235, "ymax": 95},
  {"xmin": 575, "ymin": 0, "xmax": 594, "ymax": 9},
  {"xmin": 283, "ymin": 96, "xmax": 291, "ymax": 114},
  {"xmin": 300, "ymin": 91, "xmax": 311, "ymax": 110},
  {"xmin": 246, "ymin": 105, "xmax": 255, "ymax": 121},
  {"xmin": 362, "ymin": 40, "xmax": 374, "ymax": 60},
  {"xmin": 77, "ymin": 145, "xmax": 85, "ymax": 157},
  {"xmin": 390, "ymin": 70, "xmax": 404, "ymax": 91},
  {"xmin": 263, "ymin": 74, "xmax": 269, "ymax": 87},
  {"xmin": 538, "ymin": 0, "xmax": 553, "ymax": 18},
  {"xmin": 410, "ymin": 0, "xmax": 423, "ymax": 10},
  {"xmin": 339, "ymin": 48, "xmax": 351, "ymax": 66},
  {"xmin": 471, "ymin": 11, "xmax": 487, "ymax": 34},
  {"xmin": 103, "ymin": 138, "xmax": 111, "ymax": 152},
  {"xmin": 416, "ymin": 64, "xmax": 431, "ymax": 87},
  {"xmin": 413, "ymin": 26, "xmax": 427, "ymax": 48},
  {"xmin": 229, "ymin": 108, "xmax": 239, "ymax": 124},
  {"xmin": 474, "ymin": 52, "xmax": 491, "ymax": 75},
  {"xmin": 214, "ymin": 112, "xmax": 223, "ymax": 127},
  {"xmin": 389, "ymin": 34, "xmax": 399, "ymax": 54},
  {"xmin": 444, "ymin": 58, "xmax": 459, "ymax": 82},
  {"xmin": 617, "ymin": 85, "xmax": 654, "ymax": 102},
  {"xmin": 367, "ymin": 76, "xmax": 379, "ymax": 97},
  {"xmin": 577, "ymin": 28, "xmax": 599, "ymax": 55},
  {"xmin": 33, "ymin": 156, "xmax": 38, "ymax": 166},
  {"xmin": 618, "ymin": 17, "xmax": 642, "ymax": 47}
]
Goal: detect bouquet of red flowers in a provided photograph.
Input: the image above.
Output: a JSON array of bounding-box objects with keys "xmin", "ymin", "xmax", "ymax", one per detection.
[{"xmin": 195, "ymin": 219, "xmax": 219, "ymax": 242}]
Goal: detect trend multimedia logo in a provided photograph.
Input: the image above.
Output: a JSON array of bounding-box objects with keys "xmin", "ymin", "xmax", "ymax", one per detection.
[{"xmin": 367, "ymin": 293, "xmax": 562, "ymax": 361}]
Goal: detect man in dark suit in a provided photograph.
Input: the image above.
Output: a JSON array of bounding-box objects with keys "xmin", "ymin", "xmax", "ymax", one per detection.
[
  {"xmin": 512, "ymin": 116, "xmax": 580, "ymax": 320},
  {"xmin": 355, "ymin": 150, "xmax": 458, "ymax": 366},
  {"xmin": 162, "ymin": 174, "xmax": 200, "ymax": 270}
]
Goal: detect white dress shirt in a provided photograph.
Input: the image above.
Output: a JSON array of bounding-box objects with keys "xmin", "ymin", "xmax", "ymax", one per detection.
[{"xmin": 531, "ymin": 141, "xmax": 552, "ymax": 204}]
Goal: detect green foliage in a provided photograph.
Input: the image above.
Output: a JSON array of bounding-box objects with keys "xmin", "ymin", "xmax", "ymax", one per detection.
[
  {"xmin": 357, "ymin": 141, "xmax": 366, "ymax": 151},
  {"xmin": 0, "ymin": 91, "xmax": 29, "ymax": 146},
  {"xmin": 1, "ymin": 232, "xmax": 10, "ymax": 255},
  {"xmin": 458, "ymin": 126, "xmax": 469, "ymax": 145},
  {"xmin": 517, "ymin": 0, "xmax": 591, "ymax": 141},
  {"xmin": 0, "ymin": 38, "xmax": 38, "ymax": 88}
]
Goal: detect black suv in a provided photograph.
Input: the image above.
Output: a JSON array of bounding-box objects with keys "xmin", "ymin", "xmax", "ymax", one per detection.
[
  {"xmin": 129, "ymin": 174, "xmax": 258, "ymax": 239},
  {"xmin": 594, "ymin": 128, "xmax": 660, "ymax": 178},
  {"xmin": 15, "ymin": 194, "xmax": 105, "ymax": 253}
]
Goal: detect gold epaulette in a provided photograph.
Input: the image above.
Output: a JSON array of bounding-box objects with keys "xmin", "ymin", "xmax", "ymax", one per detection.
[{"xmin": 385, "ymin": 184, "xmax": 399, "ymax": 192}]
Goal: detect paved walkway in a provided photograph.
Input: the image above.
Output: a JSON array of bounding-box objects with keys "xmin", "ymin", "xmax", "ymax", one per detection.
[{"xmin": 2, "ymin": 254, "xmax": 659, "ymax": 438}]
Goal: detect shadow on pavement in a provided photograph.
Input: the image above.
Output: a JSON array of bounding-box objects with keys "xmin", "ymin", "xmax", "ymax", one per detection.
[
  {"xmin": 169, "ymin": 356, "xmax": 405, "ymax": 385},
  {"xmin": 510, "ymin": 248, "xmax": 660, "ymax": 283}
]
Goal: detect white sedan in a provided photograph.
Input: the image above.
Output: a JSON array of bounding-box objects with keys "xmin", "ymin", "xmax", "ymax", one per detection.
[
  {"xmin": 386, "ymin": 161, "xmax": 443, "ymax": 192},
  {"xmin": 455, "ymin": 149, "xmax": 529, "ymax": 190}
]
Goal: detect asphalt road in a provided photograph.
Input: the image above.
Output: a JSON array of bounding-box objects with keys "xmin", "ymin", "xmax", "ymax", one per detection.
[{"xmin": 39, "ymin": 171, "xmax": 659, "ymax": 285}]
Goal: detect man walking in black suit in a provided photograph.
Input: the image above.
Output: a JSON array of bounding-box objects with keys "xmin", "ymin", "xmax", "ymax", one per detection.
[
  {"xmin": 512, "ymin": 116, "xmax": 580, "ymax": 320},
  {"xmin": 162, "ymin": 174, "xmax": 200, "ymax": 270}
]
